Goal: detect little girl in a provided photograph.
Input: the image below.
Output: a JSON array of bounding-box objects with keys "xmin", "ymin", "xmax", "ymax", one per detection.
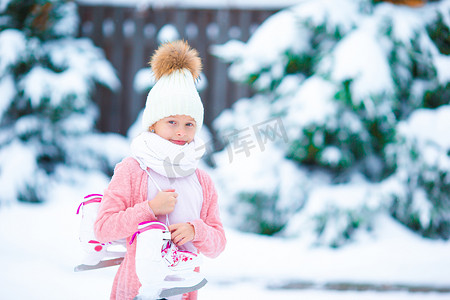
[{"xmin": 94, "ymin": 40, "xmax": 226, "ymax": 300}]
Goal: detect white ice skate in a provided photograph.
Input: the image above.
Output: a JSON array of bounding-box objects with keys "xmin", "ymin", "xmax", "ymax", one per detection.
[
  {"xmin": 74, "ymin": 194, "xmax": 126, "ymax": 272},
  {"xmin": 131, "ymin": 221, "xmax": 207, "ymax": 299}
]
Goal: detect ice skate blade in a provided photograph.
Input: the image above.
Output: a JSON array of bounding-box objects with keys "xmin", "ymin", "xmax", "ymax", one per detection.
[
  {"xmin": 133, "ymin": 297, "xmax": 167, "ymax": 300},
  {"xmin": 160, "ymin": 278, "xmax": 208, "ymax": 298},
  {"xmin": 74, "ymin": 257, "xmax": 124, "ymax": 272}
]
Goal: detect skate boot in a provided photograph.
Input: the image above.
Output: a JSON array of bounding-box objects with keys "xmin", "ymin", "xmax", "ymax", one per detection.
[
  {"xmin": 75, "ymin": 194, "xmax": 126, "ymax": 270},
  {"xmin": 131, "ymin": 221, "xmax": 207, "ymax": 299}
]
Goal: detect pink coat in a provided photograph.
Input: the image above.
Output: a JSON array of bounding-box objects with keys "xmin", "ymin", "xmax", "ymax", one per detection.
[{"xmin": 94, "ymin": 157, "xmax": 226, "ymax": 300}]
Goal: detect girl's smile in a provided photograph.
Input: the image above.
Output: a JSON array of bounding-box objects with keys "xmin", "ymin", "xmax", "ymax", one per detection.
[{"xmin": 170, "ymin": 139, "xmax": 188, "ymax": 146}]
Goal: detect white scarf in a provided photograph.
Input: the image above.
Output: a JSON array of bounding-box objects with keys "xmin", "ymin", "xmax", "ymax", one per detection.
[{"xmin": 130, "ymin": 132, "xmax": 205, "ymax": 178}]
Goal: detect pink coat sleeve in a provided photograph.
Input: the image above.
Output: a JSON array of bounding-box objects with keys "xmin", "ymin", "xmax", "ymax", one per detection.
[
  {"xmin": 94, "ymin": 158, "xmax": 156, "ymax": 243},
  {"xmin": 190, "ymin": 169, "xmax": 226, "ymax": 258}
]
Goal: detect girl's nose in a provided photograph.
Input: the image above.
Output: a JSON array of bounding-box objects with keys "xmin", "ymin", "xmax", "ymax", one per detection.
[{"xmin": 176, "ymin": 128, "xmax": 185, "ymax": 136}]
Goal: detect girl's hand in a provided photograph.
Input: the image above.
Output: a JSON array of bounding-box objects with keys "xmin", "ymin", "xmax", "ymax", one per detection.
[
  {"xmin": 148, "ymin": 189, "xmax": 178, "ymax": 215},
  {"xmin": 169, "ymin": 223, "xmax": 195, "ymax": 246}
]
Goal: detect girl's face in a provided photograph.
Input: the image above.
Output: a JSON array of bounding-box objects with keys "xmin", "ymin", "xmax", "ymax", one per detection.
[{"xmin": 150, "ymin": 115, "xmax": 197, "ymax": 145}]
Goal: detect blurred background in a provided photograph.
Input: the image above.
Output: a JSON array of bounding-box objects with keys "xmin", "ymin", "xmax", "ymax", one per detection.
[{"xmin": 0, "ymin": 0, "xmax": 449, "ymax": 299}]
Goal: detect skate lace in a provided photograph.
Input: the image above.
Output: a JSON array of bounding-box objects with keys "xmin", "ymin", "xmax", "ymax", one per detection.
[
  {"xmin": 135, "ymin": 157, "xmax": 170, "ymax": 225},
  {"xmin": 161, "ymin": 241, "xmax": 197, "ymax": 267}
]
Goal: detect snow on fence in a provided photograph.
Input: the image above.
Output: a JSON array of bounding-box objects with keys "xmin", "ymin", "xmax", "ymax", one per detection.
[{"xmin": 77, "ymin": 5, "xmax": 277, "ymax": 134}]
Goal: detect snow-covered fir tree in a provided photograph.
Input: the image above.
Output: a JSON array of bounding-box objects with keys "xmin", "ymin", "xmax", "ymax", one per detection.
[
  {"xmin": 0, "ymin": 0, "xmax": 127, "ymax": 204},
  {"xmin": 211, "ymin": 0, "xmax": 450, "ymax": 246}
]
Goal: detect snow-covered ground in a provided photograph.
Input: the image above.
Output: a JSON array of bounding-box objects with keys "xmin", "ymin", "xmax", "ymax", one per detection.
[
  {"xmin": 76, "ymin": 0, "xmax": 306, "ymax": 9},
  {"xmin": 0, "ymin": 170, "xmax": 449, "ymax": 300}
]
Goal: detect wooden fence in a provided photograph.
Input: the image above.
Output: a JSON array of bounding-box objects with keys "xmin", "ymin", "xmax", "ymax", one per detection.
[{"xmin": 77, "ymin": 5, "xmax": 278, "ymax": 135}]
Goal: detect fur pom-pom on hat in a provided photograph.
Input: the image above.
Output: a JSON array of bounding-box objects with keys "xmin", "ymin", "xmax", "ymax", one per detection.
[
  {"xmin": 150, "ymin": 40, "xmax": 202, "ymax": 81},
  {"xmin": 142, "ymin": 40, "xmax": 204, "ymax": 133}
]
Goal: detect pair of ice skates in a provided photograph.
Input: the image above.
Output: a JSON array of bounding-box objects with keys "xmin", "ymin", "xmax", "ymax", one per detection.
[{"xmin": 75, "ymin": 194, "xmax": 207, "ymax": 299}]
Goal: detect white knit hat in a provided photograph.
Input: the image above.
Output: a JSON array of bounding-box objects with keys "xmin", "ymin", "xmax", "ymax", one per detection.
[{"xmin": 142, "ymin": 40, "xmax": 204, "ymax": 132}]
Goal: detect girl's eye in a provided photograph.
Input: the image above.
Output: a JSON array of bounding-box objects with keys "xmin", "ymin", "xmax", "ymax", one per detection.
[
  {"xmin": 186, "ymin": 123, "xmax": 194, "ymax": 127},
  {"xmin": 168, "ymin": 120, "xmax": 176, "ymax": 125}
]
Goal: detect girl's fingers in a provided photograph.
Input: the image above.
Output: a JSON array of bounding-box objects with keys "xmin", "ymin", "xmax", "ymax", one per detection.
[
  {"xmin": 168, "ymin": 223, "xmax": 178, "ymax": 232},
  {"xmin": 170, "ymin": 228, "xmax": 186, "ymax": 245},
  {"xmin": 176, "ymin": 236, "xmax": 187, "ymax": 246},
  {"xmin": 168, "ymin": 223, "xmax": 194, "ymax": 245}
]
